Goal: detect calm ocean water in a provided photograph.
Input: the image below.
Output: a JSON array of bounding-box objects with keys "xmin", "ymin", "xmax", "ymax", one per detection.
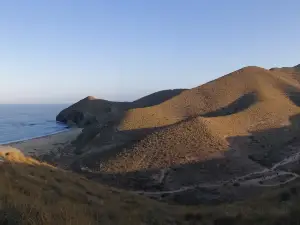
[{"xmin": 0, "ymin": 104, "xmax": 70, "ymax": 144}]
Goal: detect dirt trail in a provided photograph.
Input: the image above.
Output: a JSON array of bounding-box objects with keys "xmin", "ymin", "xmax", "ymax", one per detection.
[{"xmin": 136, "ymin": 152, "xmax": 300, "ymax": 196}]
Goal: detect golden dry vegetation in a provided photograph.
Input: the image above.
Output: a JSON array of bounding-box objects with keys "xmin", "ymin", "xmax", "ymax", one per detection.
[
  {"xmin": 4, "ymin": 149, "xmax": 300, "ymax": 225},
  {"xmin": 2, "ymin": 149, "xmax": 300, "ymax": 225},
  {"xmin": 0, "ymin": 149, "xmax": 181, "ymax": 225},
  {"xmin": 74, "ymin": 66, "xmax": 300, "ymax": 179},
  {"xmin": 45, "ymin": 64, "xmax": 300, "ymax": 224}
]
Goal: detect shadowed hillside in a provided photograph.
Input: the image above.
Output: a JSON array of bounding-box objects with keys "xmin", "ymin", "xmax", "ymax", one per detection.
[
  {"xmin": 56, "ymin": 89, "xmax": 186, "ymax": 128},
  {"xmin": 0, "ymin": 148, "xmax": 180, "ymax": 225},
  {"xmin": 119, "ymin": 66, "xmax": 300, "ymax": 130},
  {"xmin": 55, "ymin": 64, "xmax": 300, "ymax": 202},
  {"xmin": 4, "ymin": 149, "xmax": 300, "ymax": 225},
  {"xmin": 4, "ymin": 64, "xmax": 300, "ymax": 224},
  {"xmin": 56, "ymin": 96, "xmax": 129, "ymax": 127},
  {"xmin": 132, "ymin": 89, "xmax": 187, "ymax": 108},
  {"xmin": 2, "ymin": 148, "xmax": 300, "ymax": 224}
]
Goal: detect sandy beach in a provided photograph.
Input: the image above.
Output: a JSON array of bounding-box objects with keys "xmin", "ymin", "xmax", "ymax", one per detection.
[{"xmin": 4, "ymin": 128, "xmax": 82, "ymax": 158}]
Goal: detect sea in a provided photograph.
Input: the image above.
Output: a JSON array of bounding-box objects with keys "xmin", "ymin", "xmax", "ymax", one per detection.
[{"xmin": 0, "ymin": 104, "xmax": 70, "ymax": 144}]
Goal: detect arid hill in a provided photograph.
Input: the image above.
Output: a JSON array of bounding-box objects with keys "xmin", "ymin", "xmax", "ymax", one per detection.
[
  {"xmin": 56, "ymin": 96, "xmax": 129, "ymax": 127},
  {"xmin": 57, "ymin": 64, "xmax": 300, "ymax": 198},
  {"xmin": 271, "ymin": 64, "xmax": 300, "ymax": 72},
  {"xmin": 0, "ymin": 147, "xmax": 187, "ymax": 225},
  {"xmin": 2, "ymin": 147, "xmax": 300, "ymax": 225},
  {"xmin": 5, "ymin": 64, "xmax": 300, "ymax": 224},
  {"xmin": 56, "ymin": 89, "xmax": 186, "ymax": 127},
  {"xmin": 131, "ymin": 89, "xmax": 187, "ymax": 108}
]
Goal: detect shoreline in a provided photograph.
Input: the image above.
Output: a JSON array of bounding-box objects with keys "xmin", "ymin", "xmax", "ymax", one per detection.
[
  {"xmin": 5, "ymin": 128, "xmax": 82, "ymax": 157},
  {"xmin": 0, "ymin": 128, "xmax": 72, "ymax": 146}
]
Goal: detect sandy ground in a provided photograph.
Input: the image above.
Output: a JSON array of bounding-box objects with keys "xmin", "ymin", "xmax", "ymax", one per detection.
[{"xmin": 4, "ymin": 128, "xmax": 82, "ymax": 157}]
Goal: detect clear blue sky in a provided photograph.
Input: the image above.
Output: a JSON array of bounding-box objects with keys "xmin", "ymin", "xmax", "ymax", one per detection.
[{"xmin": 0, "ymin": 0, "xmax": 299, "ymax": 104}]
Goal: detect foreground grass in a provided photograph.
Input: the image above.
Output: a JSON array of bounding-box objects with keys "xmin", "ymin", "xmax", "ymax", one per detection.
[
  {"xmin": 0, "ymin": 150, "xmax": 179, "ymax": 225},
  {"xmin": 1, "ymin": 149, "xmax": 300, "ymax": 225}
]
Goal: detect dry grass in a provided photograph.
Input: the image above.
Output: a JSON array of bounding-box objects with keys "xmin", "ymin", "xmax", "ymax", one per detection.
[
  {"xmin": 0, "ymin": 150, "xmax": 180, "ymax": 225},
  {"xmin": 102, "ymin": 116, "xmax": 228, "ymax": 173},
  {"xmin": 88, "ymin": 66, "xmax": 300, "ymax": 175},
  {"xmin": 56, "ymin": 65, "xmax": 300, "ymax": 193},
  {"xmin": 48, "ymin": 64, "xmax": 300, "ymax": 224},
  {"xmin": 2, "ymin": 149, "xmax": 300, "ymax": 224}
]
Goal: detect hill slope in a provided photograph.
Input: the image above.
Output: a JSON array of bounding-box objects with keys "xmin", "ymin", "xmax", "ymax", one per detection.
[
  {"xmin": 2, "ymin": 148, "xmax": 300, "ymax": 225},
  {"xmin": 120, "ymin": 66, "xmax": 300, "ymax": 130},
  {"xmin": 65, "ymin": 65, "xmax": 300, "ymax": 191},
  {"xmin": 0, "ymin": 147, "xmax": 179, "ymax": 225},
  {"xmin": 56, "ymin": 64, "xmax": 300, "ymax": 196},
  {"xmin": 56, "ymin": 89, "xmax": 186, "ymax": 127}
]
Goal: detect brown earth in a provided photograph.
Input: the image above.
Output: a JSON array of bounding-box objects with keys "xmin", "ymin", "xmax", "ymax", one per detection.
[{"xmin": 57, "ymin": 64, "xmax": 300, "ymax": 198}]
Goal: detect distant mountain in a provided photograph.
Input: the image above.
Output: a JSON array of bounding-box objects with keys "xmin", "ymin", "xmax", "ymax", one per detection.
[{"xmin": 56, "ymin": 89, "xmax": 186, "ymax": 127}]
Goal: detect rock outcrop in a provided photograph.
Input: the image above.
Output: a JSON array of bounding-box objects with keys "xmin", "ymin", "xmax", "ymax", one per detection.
[{"xmin": 56, "ymin": 96, "xmax": 129, "ymax": 128}]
